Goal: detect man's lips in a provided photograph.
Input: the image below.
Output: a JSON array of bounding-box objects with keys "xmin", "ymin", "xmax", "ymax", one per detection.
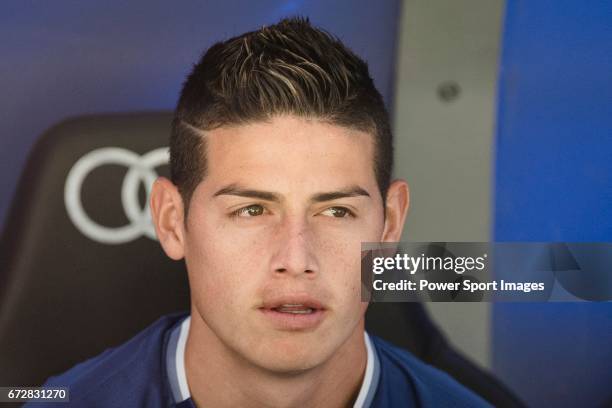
[
  {"xmin": 259, "ymin": 295, "xmax": 326, "ymax": 312},
  {"xmin": 258, "ymin": 295, "xmax": 327, "ymax": 330}
]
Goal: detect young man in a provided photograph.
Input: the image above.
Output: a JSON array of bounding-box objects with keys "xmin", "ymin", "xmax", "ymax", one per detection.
[{"xmin": 38, "ymin": 17, "xmax": 490, "ymax": 407}]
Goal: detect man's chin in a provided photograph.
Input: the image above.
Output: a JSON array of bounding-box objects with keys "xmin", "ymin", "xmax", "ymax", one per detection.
[
  {"xmin": 246, "ymin": 337, "xmax": 333, "ymax": 375},
  {"xmin": 251, "ymin": 354, "xmax": 325, "ymax": 375}
]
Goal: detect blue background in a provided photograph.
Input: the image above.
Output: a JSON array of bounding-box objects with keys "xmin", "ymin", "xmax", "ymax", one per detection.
[{"xmin": 494, "ymin": 1, "xmax": 612, "ymax": 406}]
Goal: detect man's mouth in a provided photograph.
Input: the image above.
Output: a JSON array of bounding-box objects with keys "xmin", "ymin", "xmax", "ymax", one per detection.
[
  {"xmin": 272, "ymin": 304, "xmax": 316, "ymax": 314},
  {"xmin": 259, "ymin": 297, "xmax": 327, "ymax": 330}
]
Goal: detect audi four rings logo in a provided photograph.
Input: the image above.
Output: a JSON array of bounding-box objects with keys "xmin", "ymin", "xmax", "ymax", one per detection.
[{"xmin": 64, "ymin": 147, "xmax": 169, "ymax": 244}]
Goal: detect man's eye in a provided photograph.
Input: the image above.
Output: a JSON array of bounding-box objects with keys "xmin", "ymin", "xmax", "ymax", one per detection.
[
  {"xmin": 320, "ymin": 207, "xmax": 354, "ymax": 218},
  {"xmin": 232, "ymin": 204, "xmax": 265, "ymax": 217}
]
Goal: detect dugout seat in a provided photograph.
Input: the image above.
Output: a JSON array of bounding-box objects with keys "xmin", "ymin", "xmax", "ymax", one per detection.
[{"xmin": 0, "ymin": 112, "xmax": 524, "ymax": 407}]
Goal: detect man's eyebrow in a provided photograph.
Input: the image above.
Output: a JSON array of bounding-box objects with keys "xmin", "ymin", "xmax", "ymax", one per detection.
[
  {"xmin": 213, "ymin": 184, "xmax": 371, "ymax": 203},
  {"xmin": 310, "ymin": 186, "xmax": 371, "ymax": 203},
  {"xmin": 213, "ymin": 184, "xmax": 280, "ymax": 202}
]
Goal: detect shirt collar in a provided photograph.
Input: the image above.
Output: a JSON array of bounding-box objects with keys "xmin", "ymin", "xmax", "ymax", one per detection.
[
  {"xmin": 166, "ymin": 315, "xmax": 191, "ymax": 403},
  {"xmin": 166, "ymin": 315, "xmax": 380, "ymax": 407}
]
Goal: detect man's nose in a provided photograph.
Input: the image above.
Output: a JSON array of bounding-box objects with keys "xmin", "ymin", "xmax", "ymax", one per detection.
[{"xmin": 270, "ymin": 216, "xmax": 319, "ymax": 277}]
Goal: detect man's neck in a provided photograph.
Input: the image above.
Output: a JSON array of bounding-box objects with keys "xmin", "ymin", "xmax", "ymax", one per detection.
[{"xmin": 184, "ymin": 314, "xmax": 367, "ymax": 408}]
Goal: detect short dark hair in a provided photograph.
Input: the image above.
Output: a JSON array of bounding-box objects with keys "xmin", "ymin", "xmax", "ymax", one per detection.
[{"xmin": 170, "ymin": 17, "xmax": 393, "ymax": 213}]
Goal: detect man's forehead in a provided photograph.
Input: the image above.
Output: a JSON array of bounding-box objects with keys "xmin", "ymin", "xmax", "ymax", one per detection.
[
  {"xmin": 189, "ymin": 116, "xmax": 379, "ymax": 200},
  {"xmin": 204, "ymin": 116, "xmax": 375, "ymax": 166}
]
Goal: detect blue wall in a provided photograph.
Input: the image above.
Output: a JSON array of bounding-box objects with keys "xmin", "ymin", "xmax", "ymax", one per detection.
[
  {"xmin": 494, "ymin": 1, "xmax": 612, "ymax": 406},
  {"xmin": 0, "ymin": 0, "xmax": 400, "ymax": 230}
]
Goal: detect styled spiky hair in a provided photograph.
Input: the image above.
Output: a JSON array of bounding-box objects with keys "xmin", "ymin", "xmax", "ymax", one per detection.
[{"xmin": 170, "ymin": 17, "xmax": 393, "ymax": 211}]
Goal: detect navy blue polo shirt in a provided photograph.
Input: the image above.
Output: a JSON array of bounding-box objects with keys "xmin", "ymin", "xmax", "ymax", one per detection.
[{"xmin": 31, "ymin": 312, "xmax": 490, "ymax": 407}]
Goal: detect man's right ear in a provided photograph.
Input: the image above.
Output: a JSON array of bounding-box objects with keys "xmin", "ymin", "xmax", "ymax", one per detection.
[{"xmin": 150, "ymin": 177, "xmax": 185, "ymax": 260}]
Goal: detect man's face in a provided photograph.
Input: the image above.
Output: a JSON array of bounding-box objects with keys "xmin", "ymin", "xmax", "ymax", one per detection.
[{"xmin": 177, "ymin": 115, "xmax": 387, "ymax": 372}]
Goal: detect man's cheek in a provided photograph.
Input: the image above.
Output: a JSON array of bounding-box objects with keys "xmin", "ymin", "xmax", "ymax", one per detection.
[
  {"xmin": 219, "ymin": 226, "xmax": 272, "ymax": 258},
  {"xmin": 322, "ymin": 255, "xmax": 362, "ymax": 292}
]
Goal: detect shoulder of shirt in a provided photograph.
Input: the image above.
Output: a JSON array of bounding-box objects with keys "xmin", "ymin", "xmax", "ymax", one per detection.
[
  {"xmin": 37, "ymin": 312, "xmax": 189, "ymax": 406},
  {"xmin": 370, "ymin": 335, "xmax": 492, "ymax": 407}
]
